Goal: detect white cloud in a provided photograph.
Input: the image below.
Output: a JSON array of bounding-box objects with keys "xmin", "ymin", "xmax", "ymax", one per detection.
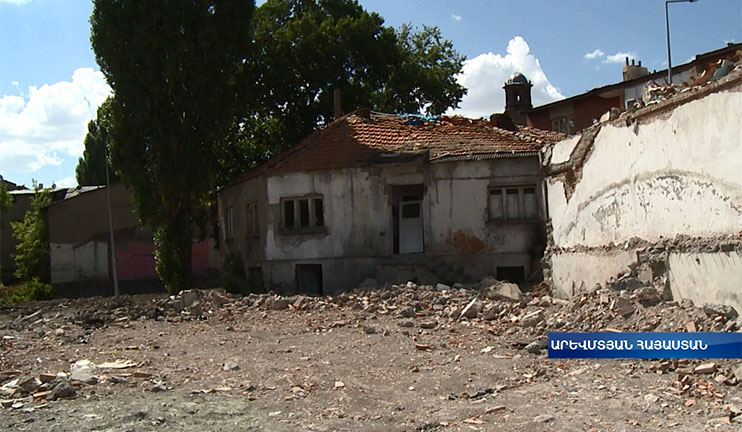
[
  {"xmin": 0, "ymin": 0, "xmax": 33, "ymax": 4},
  {"xmin": 451, "ymin": 14, "xmax": 462, "ymax": 21},
  {"xmin": 449, "ymin": 36, "xmax": 564, "ymax": 118},
  {"xmin": 605, "ymin": 51, "xmax": 637, "ymax": 64},
  {"xmin": 53, "ymin": 176, "xmax": 77, "ymax": 188},
  {"xmin": 0, "ymin": 68, "xmax": 112, "ymax": 174},
  {"xmin": 584, "ymin": 49, "xmax": 605, "ymax": 60}
]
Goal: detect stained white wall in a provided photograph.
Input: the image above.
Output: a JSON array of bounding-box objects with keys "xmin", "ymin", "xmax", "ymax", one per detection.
[
  {"xmin": 548, "ymin": 90, "xmax": 742, "ymax": 248},
  {"xmin": 51, "ymin": 241, "xmax": 108, "ymax": 284},
  {"xmin": 546, "ymin": 82, "xmax": 742, "ymax": 310}
]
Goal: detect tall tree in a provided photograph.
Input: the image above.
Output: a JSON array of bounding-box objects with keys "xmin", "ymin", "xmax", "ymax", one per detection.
[
  {"xmin": 11, "ymin": 182, "xmax": 50, "ymax": 282},
  {"xmin": 75, "ymin": 97, "xmax": 118, "ymax": 186},
  {"xmin": 233, "ymin": 0, "xmax": 466, "ymax": 168},
  {"xmin": 91, "ymin": 1, "xmax": 255, "ymax": 293}
]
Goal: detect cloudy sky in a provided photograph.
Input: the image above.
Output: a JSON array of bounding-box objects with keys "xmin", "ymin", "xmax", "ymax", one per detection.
[{"xmin": 1, "ymin": 0, "xmax": 740, "ymax": 188}]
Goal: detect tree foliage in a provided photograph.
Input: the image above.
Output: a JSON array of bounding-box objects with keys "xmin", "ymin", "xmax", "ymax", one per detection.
[
  {"xmin": 91, "ymin": 0, "xmax": 255, "ymax": 293},
  {"xmin": 229, "ymin": 0, "xmax": 467, "ymax": 173},
  {"xmin": 11, "ymin": 182, "xmax": 50, "ymax": 282},
  {"xmin": 0, "ymin": 181, "xmax": 11, "ymax": 212},
  {"xmin": 75, "ymin": 97, "xmax": 118, "ymax": 186}
]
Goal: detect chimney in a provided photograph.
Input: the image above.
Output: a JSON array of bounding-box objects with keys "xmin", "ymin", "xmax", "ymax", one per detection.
[
  {"xmin": 333, "ymin": 88, "xmax": 342, "ymax": 119},
  {"xmin": 489, "ymin": 113, "xmax": 517, "ymax": 131},
  {"xmin": 622, "ymin": 58, "xmax": 649, "ymax": 81}
]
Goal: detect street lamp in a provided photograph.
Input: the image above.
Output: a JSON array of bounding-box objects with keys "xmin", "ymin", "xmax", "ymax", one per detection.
[{"xmin": 666, "ymin": 0, "xmax": 699, "ymax": 85}]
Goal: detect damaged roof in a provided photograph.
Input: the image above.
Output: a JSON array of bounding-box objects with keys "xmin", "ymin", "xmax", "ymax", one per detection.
[{"xmin": 248, "ymin": 110, "xmax": 564, "ymax": 178}]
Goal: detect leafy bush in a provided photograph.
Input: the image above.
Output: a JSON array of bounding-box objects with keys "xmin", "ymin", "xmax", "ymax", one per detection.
[
  {"xmin": 222, "ymin": 252, "xmax": 248, "ymax": 295},
  {"xmin": 0, "ymin": 278, "xmax": 55, "ymax": 304}
]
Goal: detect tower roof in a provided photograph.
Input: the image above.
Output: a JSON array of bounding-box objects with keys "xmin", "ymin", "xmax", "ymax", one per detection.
[{"xmin": 506, "ymin": 72, "xmax": 530, "ymax": 85}]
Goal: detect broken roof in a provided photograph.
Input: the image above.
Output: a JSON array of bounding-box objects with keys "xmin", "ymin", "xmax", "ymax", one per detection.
[{"xmin": 243, "ymin": 110, "xmax": 563, "ymax": 179}]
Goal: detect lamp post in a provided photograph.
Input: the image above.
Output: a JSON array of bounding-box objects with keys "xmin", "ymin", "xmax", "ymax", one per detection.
[{"xmin": 666, "ymin": 0, "xmax": 699, "ymax": 85}]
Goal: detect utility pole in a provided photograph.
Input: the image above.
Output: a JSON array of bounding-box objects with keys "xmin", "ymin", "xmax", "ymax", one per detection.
[
  {"xmin": 105, "ymin": 148, "xmax": 120, "ymax": 300},
  {"xmin": 666, "ymin": 0, "xmax": 699, "ymax": 85}
]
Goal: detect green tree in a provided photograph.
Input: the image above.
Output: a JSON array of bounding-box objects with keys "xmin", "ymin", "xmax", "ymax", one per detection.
[
  {"xmin": 234, "ymin": 0, "xmax": 466, "ymax": 170},
  {"xmin": 0, "ymin": 180, "xmax": 13, "ymax": 283},
  {"xmin": 75, "ymin": 97, "xmax": 118, "ymax": 186},
  {"xmin": 90, "ymin": 1, "xmax": 255, "ymax": 294},
  {"xmin": 11, "ymin": 182, "xmax": 50, "ymax": 282}
]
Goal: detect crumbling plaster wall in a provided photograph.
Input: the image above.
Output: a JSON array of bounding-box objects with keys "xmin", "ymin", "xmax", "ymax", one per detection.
[{"xmin": 545, "ymin": 77, "xmax": 742, "ymax": 311}]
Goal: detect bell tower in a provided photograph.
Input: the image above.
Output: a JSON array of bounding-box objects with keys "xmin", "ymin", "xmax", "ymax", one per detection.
[{"xmin": 503, "ymin": 72, "xmax": 533, "ymax": 125}]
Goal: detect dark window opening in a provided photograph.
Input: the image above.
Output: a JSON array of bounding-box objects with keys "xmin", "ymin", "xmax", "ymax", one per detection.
[
  {"xmin": 401, "ymin": 202, "xmax": 420, "ymax": 219},
  {"xmin": 248, "ymin": 267, "xmax": 264, "ymax": 293},
  {"xmin": 283, "ymin": 200, "xmax": 294, "ymax": 228},
  {"xmin": 314, "ymin": 198, "xmax": 324, "ymax": 226},
  {"xmin": 497, "ymin": 266, "xmax": 525, "ymax": 284},
  {"xmin": 298, "ymin": 199, "xmax": 310, "ymax": 227},
  {"xmin": 296, "ymin": 264, "xmax": 323, "ymax": 296}
]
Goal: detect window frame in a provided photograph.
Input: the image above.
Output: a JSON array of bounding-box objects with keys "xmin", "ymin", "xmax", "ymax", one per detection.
[
  {"xmin": 225, "ymin": 207, "xmax": 234, "ymax": 239},
  {"xmin": 246, "ymin": 202, "xmax": 259, "ymax": 237},
  {"xmin": 487, "ymin": 185, "xmax": 540, "ymax": 222},
  {"xmin": 279, "ymin": 194, "xmax": 325, "ymax": 233}
]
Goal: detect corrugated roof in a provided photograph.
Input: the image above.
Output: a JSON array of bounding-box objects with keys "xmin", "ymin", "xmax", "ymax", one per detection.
[{"xmin": 246, "ymin": 111, "xmax": 564, "ymax": 179}]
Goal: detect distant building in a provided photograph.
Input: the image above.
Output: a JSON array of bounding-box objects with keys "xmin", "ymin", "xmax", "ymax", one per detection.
[
  {"xmin": 526, "ymin": 43, "xmax": 742, "ymax": 135},
  {"xmin": 46, "ymin": 183, "xmax": 220, "ymax": 296}
]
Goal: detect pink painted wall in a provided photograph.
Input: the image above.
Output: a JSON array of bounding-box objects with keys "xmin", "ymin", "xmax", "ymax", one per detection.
[{"xmin": 115, "ymin": 240, "xmax": 213, "ymax": 280}]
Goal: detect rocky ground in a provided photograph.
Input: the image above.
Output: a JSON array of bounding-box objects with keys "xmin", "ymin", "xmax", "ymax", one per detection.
[{"xmin": 1, "ymin": 279, "xmax": 741, "ymax": 431}]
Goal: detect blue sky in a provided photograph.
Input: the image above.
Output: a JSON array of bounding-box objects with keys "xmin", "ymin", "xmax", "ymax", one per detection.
[{"xmin": 1, "ymin": 0, "xmax": 740, "ymax": 188}]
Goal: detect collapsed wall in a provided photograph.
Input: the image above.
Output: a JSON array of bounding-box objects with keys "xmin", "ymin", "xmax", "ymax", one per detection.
[{"xmin": 542, "ymin": 71, "xmax": 742, "ymax": 313}]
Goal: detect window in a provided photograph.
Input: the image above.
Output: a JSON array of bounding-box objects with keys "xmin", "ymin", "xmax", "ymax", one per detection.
[
  {"xmin": 488, "ymin": 186, "xmax": 539, "ymax": 221},
  {"xmin": 281, "ymin": 196, "xmax": 324, "ymax": 230},
  {"xmin": 246, "ymin": 203, "xmax": 259, "ymax": 236},
  {"xmin": 225, "ymin": 207, "xmax": 234, "ymax": 239},
  {"xmin": 551, "ymin": 115, "xmax": 575, "ymax": 135}
]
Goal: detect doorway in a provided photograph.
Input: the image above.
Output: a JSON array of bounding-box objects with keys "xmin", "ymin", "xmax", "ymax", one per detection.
[{"xmin": 391, "ymin": 184, "xmax": 424, "ymax": 254}]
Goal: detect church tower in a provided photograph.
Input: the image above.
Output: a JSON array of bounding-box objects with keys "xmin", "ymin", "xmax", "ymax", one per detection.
[{"xmin": 503, "ymin": 72, "xmax": 533, "ymax": 125}]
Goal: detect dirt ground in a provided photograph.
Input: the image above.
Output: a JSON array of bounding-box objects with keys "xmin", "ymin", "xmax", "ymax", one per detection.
[{"xmin": 1, "ymin": 283, "xmax": 741, "ymax": 431}]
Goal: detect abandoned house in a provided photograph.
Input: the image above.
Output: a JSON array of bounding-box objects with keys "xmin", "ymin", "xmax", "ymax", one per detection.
[
  {"xmin": 542, "ymin": 64, "xmax": 742, "ymax": 312},
  {"xmin": 47, "ymin": 183, "xmax": 220, "ymax": 296},
  {"xmin": 218, "ymin": 108, "xmax": 563, "ymax": 296}
]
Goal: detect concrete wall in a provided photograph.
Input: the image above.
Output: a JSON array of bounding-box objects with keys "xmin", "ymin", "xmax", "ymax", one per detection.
[
  {"xmin": 548, "ymin": 89, "xmax": 741, "ymax": 248},
  {"xmin": 668, "ymin": 252, "xmax": 742, "ymax": 310},
  {"xmin": 545, "ymin": 75, "xmax": 742, "ymax": 312},
  {"xmin": 219, "ymin": 157, "xmax": 546, "ymax": 294}
]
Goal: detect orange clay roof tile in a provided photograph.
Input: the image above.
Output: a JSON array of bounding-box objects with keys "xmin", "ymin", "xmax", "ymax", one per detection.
[{"xmin": 252, "ymin": 110, "xmax": 565, "ymax": 177}]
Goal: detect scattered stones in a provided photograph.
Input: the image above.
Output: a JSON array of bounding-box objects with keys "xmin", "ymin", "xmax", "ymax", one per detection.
[
  {"xmin": 419, "ymin": 321, "xmax": 436, "ymax": 330},
  {"xmin": 533, "ymin": 414, "xmax": 554, "ymax": 423},
  {"xmin": 363, "ymin": 325, "xmax": 377, "ymax": 335},
  {"xmin": 398, "ymin": 306, "xmax": 415, "ymax": 318},
  {"xmin": 524, "ymin": 339, "xmax": 547, "ymax": 354},
  {"xmin": 484, "ymin": 282, "xmax": 523, "ymax": 303},
  {"xmin": 222, "ymin": 361, "xmax": 240, "ymax": 371},
  {"xmin": 459, "ymin": 298, "xmax": 482, "ymax": 319},
  {"xmin": 267, "ymin": 297, "xmax": 291, "ymax": 311},
  {"xmin": 644, "ymin": 393, "xmax": 660, "ymax": 404},
  {"xmin": 703, "ymin": 304, "xmax": 738, "ymax": 320},
  {"xmin": 48, "ymin": 380, "xmax": 76, "ymax": 401},
  {"xmin": 694, "ymin": 363, "xmax": 717, "ymax": 375},
  {"xmin": 520, "ymin": 310, "xmax": 544, "ymax": 327}
]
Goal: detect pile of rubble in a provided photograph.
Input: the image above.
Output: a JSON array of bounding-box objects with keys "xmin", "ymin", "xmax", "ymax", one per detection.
[{"xmin": 0, "ymin": 359, "xmax": 164, "ymax": 412}]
